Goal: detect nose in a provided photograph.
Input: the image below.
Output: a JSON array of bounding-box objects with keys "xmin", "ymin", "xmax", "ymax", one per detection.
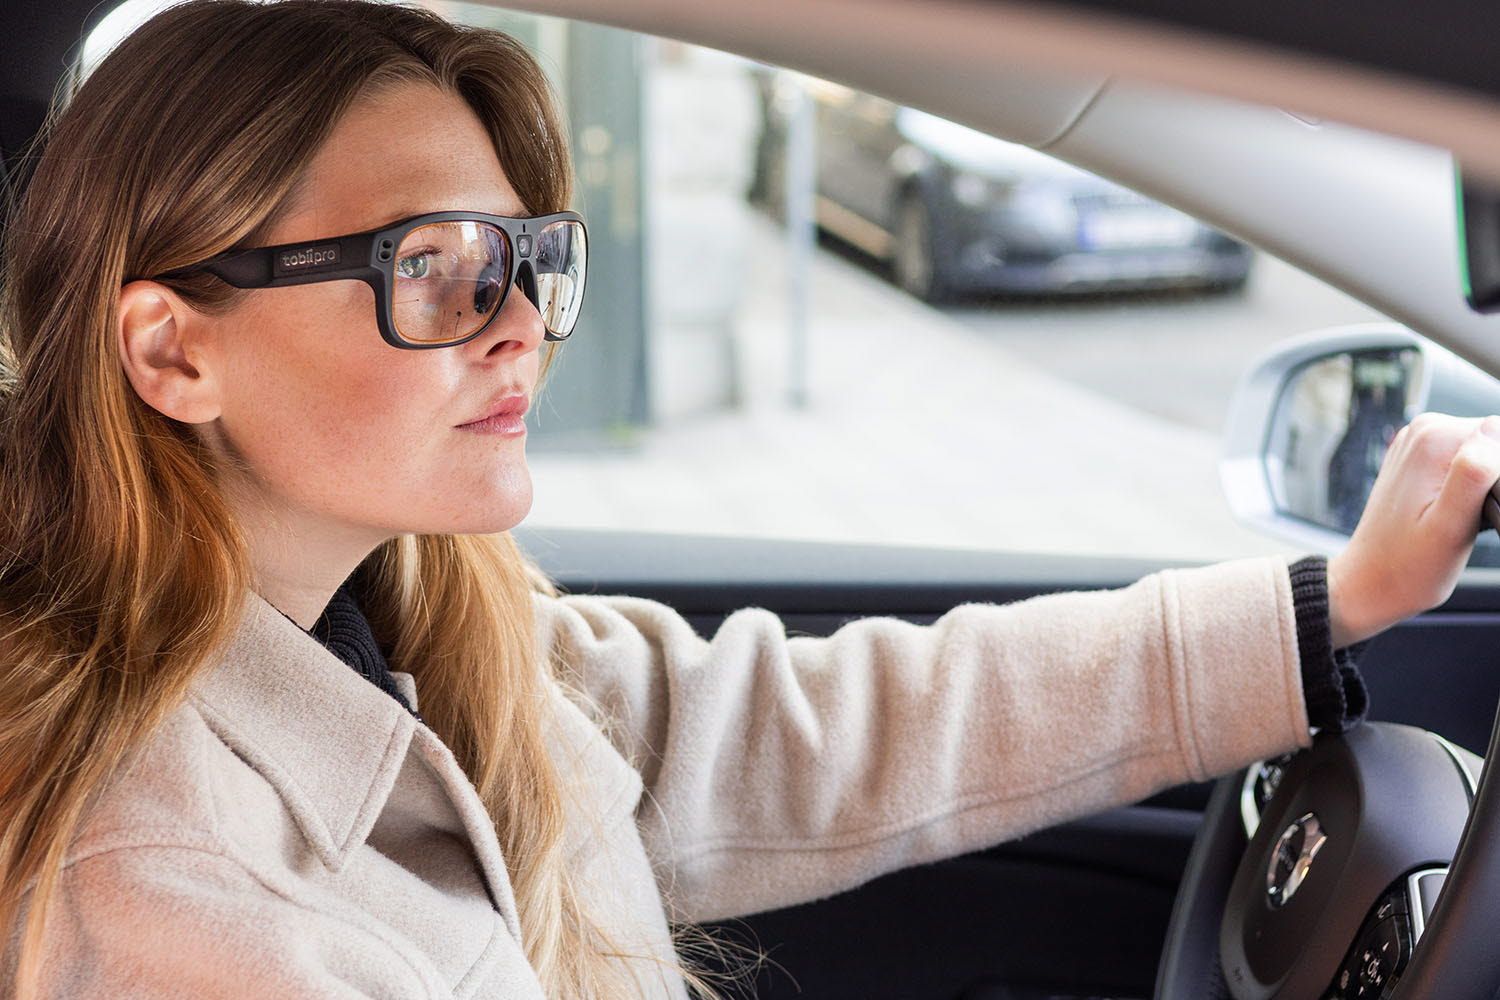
[{"xmin": 466, "ymin": 272, "xmax": 545, "ymax": 360}]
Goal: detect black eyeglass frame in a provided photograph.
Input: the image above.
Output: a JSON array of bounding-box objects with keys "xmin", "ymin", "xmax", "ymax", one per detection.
[{"xmin": 153, "ymin": 209, "xmax": 587, "ymax": 350}]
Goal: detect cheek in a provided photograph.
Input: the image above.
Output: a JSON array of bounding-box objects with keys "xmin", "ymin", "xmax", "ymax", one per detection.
[{"xmin": 215, "ymin": 287, "xmax": 454, "ymax": 506}]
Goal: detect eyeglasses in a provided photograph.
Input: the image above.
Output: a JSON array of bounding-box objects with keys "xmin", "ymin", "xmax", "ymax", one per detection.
[{"xmin": 153, "ymin": 209, "xmax": 587, "ymax": 349}]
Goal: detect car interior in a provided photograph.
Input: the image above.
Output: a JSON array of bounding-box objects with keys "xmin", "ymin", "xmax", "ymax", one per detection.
[{"xmin": 10, "ymin": 2, "xmax": 1500, "ymax": 999}]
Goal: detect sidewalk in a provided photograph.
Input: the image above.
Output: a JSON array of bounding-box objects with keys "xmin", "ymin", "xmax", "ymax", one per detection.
[{"xmin": 526, "ymin": 208, "xmax": 1291, "ymax": 563}]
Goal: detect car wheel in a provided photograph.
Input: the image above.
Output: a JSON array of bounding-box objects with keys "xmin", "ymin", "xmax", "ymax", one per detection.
[
  {"xmin": 1205, "ymin": 273, "xmax": 1250, "ymax": 296},
  {"xmin": 892, "ymin": 190, "xmax": 950, "ymax": 304}
]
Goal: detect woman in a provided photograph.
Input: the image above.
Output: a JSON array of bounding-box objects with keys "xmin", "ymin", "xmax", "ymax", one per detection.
[{"xmin": 0, "ymin": 1, "xmax": 1495, "ymax": 997}]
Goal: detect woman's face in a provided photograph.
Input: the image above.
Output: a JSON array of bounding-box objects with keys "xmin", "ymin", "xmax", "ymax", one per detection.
[{"xmin": 190, "ymin": 81, "xmax": 547, "ymax": 541}]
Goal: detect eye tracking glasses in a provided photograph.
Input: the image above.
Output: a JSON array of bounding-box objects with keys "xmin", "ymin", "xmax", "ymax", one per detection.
[{"xmin": 153, "ymin": 209, "xmax": 588, "ymax": 349}]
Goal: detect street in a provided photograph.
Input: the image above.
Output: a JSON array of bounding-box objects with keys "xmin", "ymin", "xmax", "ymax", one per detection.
[{"xmin": 941, "ymin": 251, "xmax": 1386, "ymax": 434}]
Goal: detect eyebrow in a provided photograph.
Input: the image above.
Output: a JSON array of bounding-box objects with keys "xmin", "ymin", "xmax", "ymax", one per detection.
[{"xmin": 370, "ymin": 206, "xmax": 536, "ymax": 230}]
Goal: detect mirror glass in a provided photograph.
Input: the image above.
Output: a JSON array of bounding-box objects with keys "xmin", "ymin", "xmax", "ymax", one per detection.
[{"xmin": 1266, "ymin": 348, "xmax": 1423, "ymax": 534}]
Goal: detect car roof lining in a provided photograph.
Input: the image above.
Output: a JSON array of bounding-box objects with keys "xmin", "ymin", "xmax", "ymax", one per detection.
[{"xmin": 494, "ymin": 0, "xmax": 1500, "ymax": 182}]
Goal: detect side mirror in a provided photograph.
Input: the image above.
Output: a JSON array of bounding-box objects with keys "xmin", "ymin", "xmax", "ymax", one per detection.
[{"xmin": 1221, "ymin": 323, "xmax": 1500, "ymax": 563}]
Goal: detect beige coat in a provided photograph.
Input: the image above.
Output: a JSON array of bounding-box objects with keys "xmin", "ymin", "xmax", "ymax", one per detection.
[{"xmin": 9, "ymin": 554, "xmax": 1313, "ymax": 998}]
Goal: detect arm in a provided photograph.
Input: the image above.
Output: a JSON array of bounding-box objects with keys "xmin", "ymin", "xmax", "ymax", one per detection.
[
  {"xmin": 24, "ymin": 841, "xmax": 438, "ymax": 999},
  {"xmin": 535, "ymin": 554, "xmax": 1311, "ymax": 923}
]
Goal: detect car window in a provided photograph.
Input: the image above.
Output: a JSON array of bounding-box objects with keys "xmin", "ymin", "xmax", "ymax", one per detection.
[{"xmin": 86, "ymin": 1, "xmax": 1397, "ymax": 564}]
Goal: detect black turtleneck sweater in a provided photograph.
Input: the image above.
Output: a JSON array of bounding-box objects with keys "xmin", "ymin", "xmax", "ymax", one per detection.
[
  {"xmin": 300, "ymin": 577, "xmax": 423, "ymax": 724},
  {"xmin": 287, "ymin": 554, "xmax": 1368, "ymax": 737}
]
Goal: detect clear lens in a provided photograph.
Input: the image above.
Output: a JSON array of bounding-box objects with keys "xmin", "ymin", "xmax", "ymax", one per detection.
[
  {"xmin": 534, "ymin": 220, "xmax": 586, "ymax": 337},
  {"xmin": 391, "ymin": 221, "xmax": 508, "ymax": 344}
]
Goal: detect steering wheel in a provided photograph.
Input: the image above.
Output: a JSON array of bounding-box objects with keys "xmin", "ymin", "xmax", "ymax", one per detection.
[{"xmin": 1152, "ymin": 714, "xmax": 1499, "ymax": 999}]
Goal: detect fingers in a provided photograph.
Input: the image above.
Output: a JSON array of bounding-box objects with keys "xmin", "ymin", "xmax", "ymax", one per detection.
[
  {"xmin": 1425, "ymin": 416, "xmax": 1500, "ymax": 542},
  {"xmin": 1363, "ymin": 413, "xmax": 1468, "ymax": 514}
]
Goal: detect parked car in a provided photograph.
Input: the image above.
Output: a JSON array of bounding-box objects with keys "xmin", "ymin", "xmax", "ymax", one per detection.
[{"xmin": 751, "ymin": 76, "xmax": 1253, "ymax": 301}]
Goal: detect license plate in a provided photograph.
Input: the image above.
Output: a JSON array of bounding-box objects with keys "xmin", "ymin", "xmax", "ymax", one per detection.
[{"xmin": 1080, "ymin": 209, "xmax": 1198, "ymax": 249}]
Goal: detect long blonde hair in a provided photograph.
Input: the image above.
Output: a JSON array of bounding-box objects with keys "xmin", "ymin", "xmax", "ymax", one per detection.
[{"xmin": 0, "ymin": 2, "xmax": 733, "ymax": 996}]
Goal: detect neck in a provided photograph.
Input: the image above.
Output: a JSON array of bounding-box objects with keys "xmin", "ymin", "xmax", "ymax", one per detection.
[
  {"xmin": 231, "ymin": 490, "xmax": 392, "ymax": 631},
  {"xmin": 256, "ymin": 559, "xmax": 365, "ymax": 631}
]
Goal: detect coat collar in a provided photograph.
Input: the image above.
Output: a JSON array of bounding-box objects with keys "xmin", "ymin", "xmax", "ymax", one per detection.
[
  {"xmin": 189, "ymin": 589, "xmax": 419, "ymax": 873},
  {"xmin": 183, "ymin": 588, "xmax": 644, "ymax": 942}
]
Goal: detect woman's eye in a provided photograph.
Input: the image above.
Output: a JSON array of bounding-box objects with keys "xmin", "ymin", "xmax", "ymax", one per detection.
[{"xmin": 396, "ymin": 252, "xmax": 434, "ymax": 280}]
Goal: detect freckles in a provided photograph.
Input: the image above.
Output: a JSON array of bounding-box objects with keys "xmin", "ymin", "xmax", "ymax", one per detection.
[
  {"xmin": 224, "ymin": 344, "xmax": 393, "ymax": 476},
  {"xmin": 316, "ymin": 358, "xmax": 446, "ymax": 461},
  {"xmin": 259, "ymin": 304, "xmax": 415, "ymax": 436}
]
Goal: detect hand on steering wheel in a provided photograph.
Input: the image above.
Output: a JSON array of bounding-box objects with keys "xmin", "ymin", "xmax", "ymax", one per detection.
[{"xmin": 1329, "ymin": 412, "xmax": 1500, "ymax": 648}]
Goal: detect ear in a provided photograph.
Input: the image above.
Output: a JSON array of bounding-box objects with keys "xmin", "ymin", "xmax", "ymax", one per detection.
[{"xmin": 117, "ymin": 280, "xmax": 222, "ymax": 424}]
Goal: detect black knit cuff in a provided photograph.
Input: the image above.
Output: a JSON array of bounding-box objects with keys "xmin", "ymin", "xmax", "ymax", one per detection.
[{"xmin": 1289, "ymin": 555, "xmax": 1370, "ymax": 734}]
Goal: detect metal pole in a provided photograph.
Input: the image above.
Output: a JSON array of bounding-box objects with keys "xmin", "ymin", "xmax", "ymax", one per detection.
[{"xmin": 784, "ymin": 73, "xmax": 815, "ymax": 409}]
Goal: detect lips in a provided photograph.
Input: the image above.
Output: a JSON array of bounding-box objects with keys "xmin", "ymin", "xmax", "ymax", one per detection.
[{"xmin": 458, "ymin": 392, "xmax": 529, "ymax": 427}]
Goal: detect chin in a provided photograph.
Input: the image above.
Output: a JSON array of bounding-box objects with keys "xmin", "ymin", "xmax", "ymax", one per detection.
[
  {"xmin": 377, "ymin": 467, "xmax": 533, "ymax": 536},
  {"xmin": 454, "ymin": 477, "xmax": 534, "ymax": 535}
]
